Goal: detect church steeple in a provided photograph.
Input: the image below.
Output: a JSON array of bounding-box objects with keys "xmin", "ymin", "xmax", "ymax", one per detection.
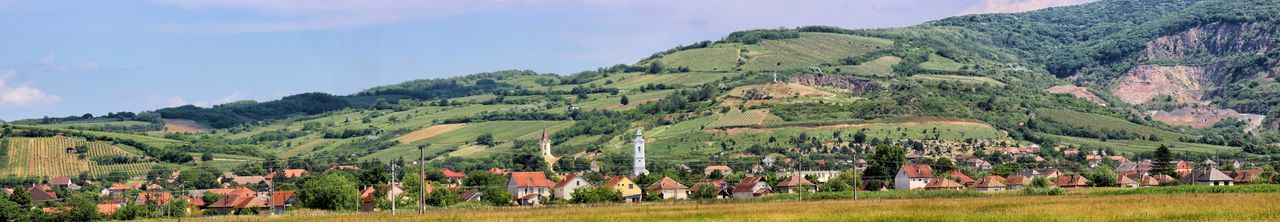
[
  {"xmin": 540, "ymin": 128, "xmax": 556, "ymax": 170},
  {"xmin": 632, "ymin": 128, "xmax": 648, "ymax": 176}
]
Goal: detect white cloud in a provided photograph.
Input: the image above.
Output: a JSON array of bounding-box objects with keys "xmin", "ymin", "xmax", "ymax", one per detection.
[
  {"xmin": 0, "ymin": 70, "xmax": 61, "ymax": 106},
  {"xmin": 960, "ymin": 0, "xmax": 1093, "ymax": 15},
  {"xmin": 38, "ymin": 54, "xmax": 103, "ymax": 73},
  {"xmin": 165, "ymin": 96, "xmax": 188, "ymax": 107},
  {"xmin": 152, "ymin": 0, "xmax": 517, "ymax": 33}
]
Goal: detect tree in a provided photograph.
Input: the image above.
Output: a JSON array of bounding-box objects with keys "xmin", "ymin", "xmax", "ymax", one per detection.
[
  {"xmin": 863, "ymin": 144, "xmax": 905, "ymax": 187},
  {"xmin": 7, "ymin": 188, "xmax": 28, "ymax": 206},
  {"xmin": 620, "ymin": 95, "xmax": 630, "ymax": 105},
  {"xmin": 464, "ymin": 171, "xmax": 505, "ymax": 187},
  {"xmin": 64, "ymin": 194, "xmax": 100, "ymax": 221},
  {"xmin": 300, "ymin": 173, "xmax": 359, "ymax": 211},
  {"xmin": 201, "ymin": 152, "xmax": 214, "ymax": 161},
  {"xmin": 572, "ymin": 186, "xmax": 622, "ymax": 203},
  {"xmin": 853, "ymin": 131, "xmax": 867, "ymax": 144},
  {"xmin": 178, "ymin": 167, "xmax": 219, "ymax": 189},
  {"xmin": 647, "ymin": 61, "xmax": 665, "ymax": 74},
  {"xmin": 1153, "ymin": 144, "xmax": 1175, "ymax": 176},
  {"xmin": 690, "ymin": 183, "xmax": 719, "ymax": 200},
  {"xmin": 160, "ymin": 197, "xmax": 189, "ymax": 218},
  {"xmin": 0, "ymin": 198, "xmax": 23, "ymax": 222},
  {"xmin": 481, "ymin": 187, "xmax": 512, "ymax": 206},
  {"xmin": 1088, "ymin": 168, "xmax": 1117, "ymax": 187},
  {"xmin": 476, "ymin": 133, "xmax": 495, "ymax": 146},
  {"xmin": 201, "ymin": 192, "xmax": 223, "ymax": 206},
  {"xmin": 112, "ymin": 204, "xmax": 155, "ymax": 220},
  {"xmin": 425, "ymin": 185, "xmax": 458, "ymax": 207}
]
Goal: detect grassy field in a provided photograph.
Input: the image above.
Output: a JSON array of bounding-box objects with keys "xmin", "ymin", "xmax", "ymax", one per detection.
[
  {"xmin": 257, "ymin": 192, "xmax": 1280, "ymax": 222},
  {"xmin": 43, "ymin": 120, "xmax": 155, "ymax": 129},
  {"xmin": 1036, "ymin": 109, "xmax": 1185, "ymax": 140},
  {"xmin": 919, "ymin": 53, "xmax": 964, "ymax": 72},
  {"xmin": 363, "ymin": 121, "xmax": 574, "ymax": 161},
  {"xmin": 909, "ymin": 74, "xmax": 1005, "ymax": 86},
  {"xmin": 657, "ymin": 46, "xmax": 741, "ymax": 72},
  {"xmin": 835, "ymin": 56, "xmax": 900, "ymax": 77},
  {"xmin": 1046, "ymin": 134, "xmax": 1248, "ymax": 156}
]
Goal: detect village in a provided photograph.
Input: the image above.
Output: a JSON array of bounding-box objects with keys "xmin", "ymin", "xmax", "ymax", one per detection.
[{"xmin": 5, "ymin": 126, "xmax": 1272, "ymax": 219}]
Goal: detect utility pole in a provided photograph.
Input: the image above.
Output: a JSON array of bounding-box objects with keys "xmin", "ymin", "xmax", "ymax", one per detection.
[
  {"xmin": 390, "ymin": 163, "xmax": 398, "ymax": 215},
  {"xmin": 268, "ymin": 166, "xmax": 275, "ymax": 216},
  {"xmin": 418, "ymin": 144, "xmax": 426, "ymax": 214}
]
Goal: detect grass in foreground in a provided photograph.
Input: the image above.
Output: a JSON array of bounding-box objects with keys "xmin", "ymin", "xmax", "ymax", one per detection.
[{"xmin": 225, "ymin": 192, "xmax": 1280, "ymax": 222}]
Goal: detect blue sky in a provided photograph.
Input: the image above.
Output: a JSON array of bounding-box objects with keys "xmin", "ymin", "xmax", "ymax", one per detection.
[{"xmin": 0, "ymin": 0, "xmax": 1090, "ymax": 120}]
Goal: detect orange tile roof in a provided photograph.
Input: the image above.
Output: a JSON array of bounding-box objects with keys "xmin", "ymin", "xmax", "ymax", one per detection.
[
  {"xmin": 510, "ymin": 172, "xmax": 554, "ymax": 188},
  {"xmin": 900, "ymin": 164, "xmax": 933, "ymax": 178},
  {"xmin": 925, "ymin": 178, "xmax": 963, "ymax": 189},
  {"xmin": 646, "ymin": 177, "xmax": 689, "ymax": 190}
]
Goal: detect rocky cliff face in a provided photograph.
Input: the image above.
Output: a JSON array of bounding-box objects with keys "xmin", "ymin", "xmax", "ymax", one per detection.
[{"xmin": 1142, "ymin": 22, "xmax": 1280, "ymax": 61}]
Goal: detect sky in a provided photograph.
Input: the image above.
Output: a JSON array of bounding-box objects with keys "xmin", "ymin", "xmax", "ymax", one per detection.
[{"xmin": 0, "ymin": 0, "xmax": 1092, "ymax": 120}]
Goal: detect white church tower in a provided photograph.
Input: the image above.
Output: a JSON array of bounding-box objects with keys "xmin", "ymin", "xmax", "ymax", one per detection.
[{"xmin": 632, "ymin": 128, "xmax": 648, "ymax": 176}]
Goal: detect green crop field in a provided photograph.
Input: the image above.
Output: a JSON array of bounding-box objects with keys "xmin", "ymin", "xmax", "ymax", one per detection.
[
  {"xmin": 657, "ymin": 46, "xmax": 741, "ymax": 72},
  {"xmin": 909, "ymin": 74, "xmax": 1005, "ymax": 86},
  {"xmin": 1045, "ymin": 134, "xmax": 1248, "ymax": 156},
  {"xmin": 363, "ymin": 121, "xmax": 574, "ymax": 161},
  {"xmin": 919, "ymin": 53, "xmax": 965, "ymax": 72},
  {"xmin": 1036, "ymin": 109, "xmax": 1185, "ymax": 140},
  {"xmin": 2, "ymin": 137, "xmax": 159, "ymax": 178},
  {"xmin": 835, "ymin": 56, "xmax": 901, "ymax": 77}
]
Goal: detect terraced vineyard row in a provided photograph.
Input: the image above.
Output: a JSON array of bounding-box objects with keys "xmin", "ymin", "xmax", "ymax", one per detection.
[
  {"xmin": 4, "ymin": 137, "xmax": 90, "ymax": 178},
  {"xmin": 3, "ymin": 137, "xmax": 155, "ymax": 178},
  {"xmin": 708, "ymin": 109, "xmax": 772, "ymax": 128},
  {"xmin": 89, "ymin": 163, "xmax": 157, "ymax": 177}
]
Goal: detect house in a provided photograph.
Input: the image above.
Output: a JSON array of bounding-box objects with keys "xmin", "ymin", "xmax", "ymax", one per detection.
[
  {"xmin": 135, "ymin": 192, "xmax": 174, "ymax": 206},
  {"xmin": 1004, "ymin": 175, "xmax": 1030, "ymax": 190},
  {"xmin": 965, "ymin": 158, "xmax": 992, "ymax": 170},
  {"xmin": 1015, "ymin": 168, "xmax": 1061, "ymax": 179},
  {"xmin": 1182, "ymin": 167, "xmax": 1234, "ymax": 186},
  {"xmin": 267, "ymin": 190, "xmax": 296, "ymax": 213},
  {"xmin": 1139, "ymin": 175, "xmax": 1161, "ymax": 187},
  {"xmin": 646, "ymin": 177, "xmax": 689, "ymax": 200},
  {"xmin": 265, "ymin": 169, "xmax": 309, "ymax": 179},
  {"xmin": 774, "ymin": 174, "xmax": 814, "ymax": 193},
  {"xmin": 1117, "ymin": 175, "xmax": 1139, "ymax": 188},
  {"xmin": 972, "ymin": 176, "xmax": 1007, "ymax": 192},
  {"xmin": 1153, "ymin": 174, "xmax": 1178, "ymax": 185},
  {"xmin": 947, "ymin": 170, "xmax": 975, "ymax": 186},
  {"xmin": 507, "ymin": 172, "xmax": 553, "ymax": 205},
  {"xmin": 230, "ymin": 176, "xmax": 270, "ymax": 188},
  {"xmin": 1054, "ymin": 175, "xmax": 1090, "ymax": 188},
  {"xmin": 97, "ymin": 203, "xmax": 121, "ymax": 216},
  {"xmin": 1172, "ymin": 161, "xmax": 1192, "ymax": 174},
  {"xmin": 1228, "ymin": 169, "xmax": 1263, "ymax": 184},
  {"xmin": 894, "ymin": 164, "xmax": 933, "ymax": 190},
  {"xmin": 774, "ymin": 171, "xmax": 840, "ymax": 183},
  {"xmin": 459, "ymin": 189, "xmax": 482, "ymax": 202},
  {"xmin": 108, "ymin": 183, "xmax": 131, "ymax": 196},
  {"xmin": 605, "ymin": 176, "xmax": 643, "ymax": 202},
  {"xmin": 704, "ymin": 165, "xmax": 733, "ymax": 176},
  {"xmin": 207, "ymin": 192, "xmax": 266, "ymax": 215},
  {"xmin": 326, "ymin": 165, "xmax": 360, "ymax": 172},
  {"xmin": 732, "ymin": 176, "xmax": 771, "ymax": 199},
  {"xmin": 690, "ymin": 180, "xmax": 731, "ymax": 199},
  {"xmin": 29, "ymin": 186, "xmax": 58, "ymax": 203},
  {"xmin": 924, "ymin": 178, "xmax": 963, "ymax": 190},
  {"xmin": 50, "ymin": 176, "xmax": 80, "ymax": 190},
  {"xmin": 552, "ymin": 173, "xmax": 591, "ymax": 200},
  {"xmin": 442, "ymin": 169, "xmax": 466, "ymax": 185},
  {"xmin": 751, "ymin": 164, "xmax": 766, "ymax": 174},
  {"xmin": 359, "ymin": 187, "xmax": 378, "ymax": 212}
]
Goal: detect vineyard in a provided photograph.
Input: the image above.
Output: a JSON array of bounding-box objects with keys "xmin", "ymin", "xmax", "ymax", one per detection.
[
  {"xmin": 2, "ymin": 136, "xmax": 155, "ymax": 178},
  {"xmin": 708, "ymin": 109, "xmax": 773, "ymax": 129}
]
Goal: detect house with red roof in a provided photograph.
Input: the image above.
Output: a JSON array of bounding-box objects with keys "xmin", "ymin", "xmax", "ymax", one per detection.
[
  {"xmin": 732, "ymin": 176, "xmax": 771, "ymax": 199},
  {"xmin": 29, "ymin": 186, "xmax": 58, "ymax": 203},
  {"xmin": 1117, "ymin": 175, "xmax": 1139, "ymax": 188},
  {"xmin": 442, "ymin": 169, "xmax": 466, "ymax": 184},
  {"xmin": 973, "ymin": 176, "xmax": 1007, "ymax": 192},
  {"xmin": 1054, "ymin": 175, "xmax": 1090, "ymax": 188},
  {"xmin": 269, "ymin": 190, "xmax": 296, "ymax": 213},
  {"xmin": 894, "ymin": 164, "xmax": 933, "ymax": 190},
  {"xmin": 774, "ymin": 173, "xmax": 814, "ymax": 193},
  {"xmin": 604, "ymin": 176, "xmax": 643, "ymax": 202},
  {"xmin": 690, "ymin": 180, "xmax": 730, "ymax": 199},
  {"xmin": 1004, "ymin": 175, "xmax": 1030, "ymax": 190},
  {"xmin": 207, "ymin": 192, "xmax": 266, "ymax": 215},
  {"xmin": 552, "ymin": 173, "xmax": 591, "ymax": 200},
  {"xmin": 266, "ymin": 169, "xmax": 309, "ymax": 179},
  {"xmin": 134, "ymin": 192, "xmax": 174, "ymax": 206},
  {"xmin": 507, "ymin": 172, "xmax": 553, "ymax": 205},
  {"xmin": 947, "ymin": 170, "xmax": 975, "ymax": 186},
  {"xmin": 924, "ymin": 178, "xmax": 963, "ymax": 190},
  {"xmin": 704, "ymin": 165, "xmax": 732, "ymax": 176},
  {"xmin": 50, "ymin": 176, "xmax": 80, "ymax": 190},
  {"xmin": 647, "ymin": 176, "xmax": 689, "ymax": 200}
]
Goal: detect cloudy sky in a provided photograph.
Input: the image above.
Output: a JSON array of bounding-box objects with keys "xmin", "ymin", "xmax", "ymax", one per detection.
[{"xmin": 0, "ymin": 0, "xmax": 1091, "ymax": 120}]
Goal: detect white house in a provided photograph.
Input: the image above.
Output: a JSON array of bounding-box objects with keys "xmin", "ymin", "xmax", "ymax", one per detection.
[
  {"xmin": 552, "ymin": 173, "xmax": 591, "ymax": 200},
  {"xmin": 732, "ymin": 176, "xmax": 771, "ymax": 198},
  {"xmin": 704, "ymin": 165, "xmax": 733, "ymax": 176},
  {"xmin": 507, "ymin": 172, "xmax": 554, "ymax": 205},
  {"xmin": 646, "ymin": 177, "xmax": 689, "ymax": 200},
  {"xmin": 894, "ymin": 164, "xmax": 933, "ymax": 190}
]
